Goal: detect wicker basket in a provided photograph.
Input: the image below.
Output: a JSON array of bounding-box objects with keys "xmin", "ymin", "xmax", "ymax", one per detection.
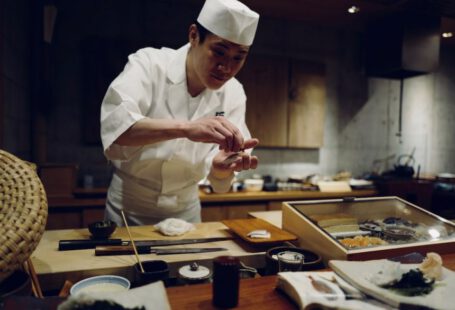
[{"xmin": 0, "ymin": 150, "xmax": 48, "ymax": 282}]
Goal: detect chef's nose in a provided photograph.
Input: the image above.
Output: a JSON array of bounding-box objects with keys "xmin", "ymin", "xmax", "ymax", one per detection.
[{"xmin": 217, "ymin": 62, "xmax": 231, "ymax": 73}]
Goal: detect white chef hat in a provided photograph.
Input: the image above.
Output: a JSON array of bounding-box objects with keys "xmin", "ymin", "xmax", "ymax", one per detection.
[{"xmin": 197, "ymin": 0, "xmax": 259, "ymax": 46}]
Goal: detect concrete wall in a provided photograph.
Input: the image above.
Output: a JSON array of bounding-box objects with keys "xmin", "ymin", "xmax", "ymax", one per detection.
[
  {"xmin": 337, "ymin": 45, "xmax": 455, "ymax": 178},
  {"xmin": 1, "ymin": 0, "xmax": 31, "ymax": 160}
]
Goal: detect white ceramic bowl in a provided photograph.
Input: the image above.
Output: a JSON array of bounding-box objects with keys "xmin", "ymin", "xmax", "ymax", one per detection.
[
  {"xmin": 243, "ymin": 179, "xmax": 264, "ymax": 192},
  {"xmin": 70, "ymin": 275, "xmax": 130, "ymax": 295}
]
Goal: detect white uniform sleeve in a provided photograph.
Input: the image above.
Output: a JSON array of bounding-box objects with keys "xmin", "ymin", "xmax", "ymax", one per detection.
[
  {"xmin": 207, "ymin": 81, "xmax": 251, "ymax": 193},
  {"xmin": 100, "ymin": 49, "xmax": 156, "ymax": 160}
]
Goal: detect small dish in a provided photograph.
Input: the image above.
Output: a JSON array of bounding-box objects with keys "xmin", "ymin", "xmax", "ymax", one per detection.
[
  {"xmin": 265, "ymin": 246, "xmax": 323, "ymax": 275},
  {"xmin": 383, "ymin": 226, "xmax": 416, "ymax": 240},
  {"xmin": 88, "ymin": 220, "xmax": 117, "ymax": 239},
  {"xmin": 134, "ymin": 260, "xmax": 169, "ymax": 285},
  {"xmin": 70, "ymin": 275, "xmax": 130, "ymax": 295},
  {"xmin": 243, "ymin": 179, "xmax": 264, "ymax": 192}
]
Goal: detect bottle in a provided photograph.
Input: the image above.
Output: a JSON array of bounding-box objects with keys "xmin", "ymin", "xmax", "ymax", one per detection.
[{"xmin": 212, "ymin": 256, "xmax": 240, "ymax": 308}]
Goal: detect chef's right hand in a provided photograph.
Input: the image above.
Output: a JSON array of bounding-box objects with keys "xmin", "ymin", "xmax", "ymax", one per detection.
[{"xmin": 184, "ymin": 116, "xmax": 244, "ymax": 152}]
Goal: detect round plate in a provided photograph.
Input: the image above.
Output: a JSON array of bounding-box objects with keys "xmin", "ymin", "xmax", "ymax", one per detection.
[{"xmin": 70, "ymin": 275, "xmax": 130, "ymax": 295}]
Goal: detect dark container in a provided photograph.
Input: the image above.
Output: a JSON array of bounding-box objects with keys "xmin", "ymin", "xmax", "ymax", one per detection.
[
  {"xmin": 0, "ymin": 270, "xmax": 32, "ymax": 300},
  {"xmin": 212, "ymin": 256, "xmax": 240, "ymax": 308},
  {"xmin": 134, "ymin": 260, "xmax": 169, "ymax": 286},
  {"xmin": 88, "ymin": 220, "xmax": 117, "ymax": 239}
]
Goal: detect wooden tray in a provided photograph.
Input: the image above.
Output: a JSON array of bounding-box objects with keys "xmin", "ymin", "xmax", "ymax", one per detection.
[{"xmin": 222, "ymin": 218, "xmax": 297, "ymax": 244}]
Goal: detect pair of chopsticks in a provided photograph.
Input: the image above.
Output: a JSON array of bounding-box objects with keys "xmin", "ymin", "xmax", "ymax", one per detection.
[
  {"xmin": 23, "ymin": 259, "xmax": 43, "ymax": 298},
  {"xmin": 120, "ymin": 210, "xmax": 145, "ymax": 273}
]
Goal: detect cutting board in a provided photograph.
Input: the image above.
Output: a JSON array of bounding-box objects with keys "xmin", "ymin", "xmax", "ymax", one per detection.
[{"xmin": 222, "ymin": 218, "xmax": 297, "ymax": 244}]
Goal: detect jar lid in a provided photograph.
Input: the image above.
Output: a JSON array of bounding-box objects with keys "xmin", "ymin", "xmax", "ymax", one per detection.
[{"xmin": 178, "ymin": 263, "xmax": 211, "ymax": 280}]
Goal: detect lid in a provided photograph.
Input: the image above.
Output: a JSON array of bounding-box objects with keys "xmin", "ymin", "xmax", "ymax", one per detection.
[{"xmin": 178, "ymin": 263, "xmax": 211, "ymax": 280}]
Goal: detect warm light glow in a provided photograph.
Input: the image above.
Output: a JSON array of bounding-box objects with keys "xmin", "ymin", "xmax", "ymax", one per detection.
[
  {"xmin": 348, "ymin": 6, "xmax": 360, "ymax": 14},
  {"xmin": 442, "ymin": 32, "xmax": 453, "ymax": 38},
  {"xmin": 428, "ymin": 228, "xmax": 441, "ymax": 239}
]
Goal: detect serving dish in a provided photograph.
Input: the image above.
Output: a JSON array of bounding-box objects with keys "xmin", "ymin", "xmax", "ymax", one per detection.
[
  {"xmin": 282, "ymin": 196, "xmax": 455, "ymax": 262},
  {"xmin": 329, "ymin": 259, "xmax": 455, "ymax": 309},
  {"xmin": 70, "ymin": 275, "xmax": 130, "ymax": 295}
]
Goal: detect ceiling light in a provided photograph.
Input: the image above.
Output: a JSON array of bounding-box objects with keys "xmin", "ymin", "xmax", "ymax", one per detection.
[
  {"xmin": 442, "ymin": 32, "xmax": 453, "ymax": 38},
  {"xmin": 348, "ymin": 6, "xmax": 360, "ymax": 14}
]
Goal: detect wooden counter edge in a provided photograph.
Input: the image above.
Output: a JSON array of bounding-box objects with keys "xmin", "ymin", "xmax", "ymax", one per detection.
[{"xmin": 199, "ymin": 189, "xmax": 378, "ymax": 203}]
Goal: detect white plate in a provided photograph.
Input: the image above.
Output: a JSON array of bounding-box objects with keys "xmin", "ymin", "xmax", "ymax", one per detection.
[
  {"xmin": 70, "ymin": 275, "xmax": 130, "ymax": 295},
  {"xmin": 329, "ymin": 259, "xmax": 455, "ymax": 310}
]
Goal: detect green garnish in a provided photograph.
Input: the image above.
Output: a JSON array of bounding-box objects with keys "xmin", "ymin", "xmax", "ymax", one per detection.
[{"xmin": 381, "ymin": 269, "xmax": 434, "ymax": 296}]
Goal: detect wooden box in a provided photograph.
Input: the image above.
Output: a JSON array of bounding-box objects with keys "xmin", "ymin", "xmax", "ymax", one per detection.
[{"xmin": 282, "ymin": 196, "xmax": 455, "ymax": 262}]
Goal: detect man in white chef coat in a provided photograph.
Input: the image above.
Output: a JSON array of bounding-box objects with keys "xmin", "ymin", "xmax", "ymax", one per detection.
[{"xmin": 100, "ymin": 0, "xmax": 260, "ymax": 225}]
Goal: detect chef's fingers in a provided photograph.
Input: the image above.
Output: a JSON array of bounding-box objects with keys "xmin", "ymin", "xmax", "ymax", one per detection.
[
  {"xmin": 250, "ymin": 156, "xmax": 258, "ymax": 169},
  {"xmin": 217, "ymin": 117, "xmax": 244, "ymax": 152},
  {"xmin": 211, "ymin": 130, "xmax": 229, "ymax": 151},
  {"xmin": 240, "ymin": 154, "xmax": 258, "ymax": 170},
  {"xmin": 242, "ymin": 138, "xmax": 259, "ymax": 150},
  {"xmin": 214, "ymin": 125, "xmax": 233, "ymax": 152}
]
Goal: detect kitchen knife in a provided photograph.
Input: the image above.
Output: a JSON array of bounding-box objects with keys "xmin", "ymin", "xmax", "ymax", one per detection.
[
  {"xmin": 95, "ymin": 246, "xmax": 228, "ymax": 256},
  {"xmin": 58, "ymin": 236, "xmax": 233, "ymax": 251}
]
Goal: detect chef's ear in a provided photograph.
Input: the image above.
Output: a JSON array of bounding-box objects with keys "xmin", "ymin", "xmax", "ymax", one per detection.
[{"xmin": 188, "ymin": 24, "xmax": 199, "ymax": 47}]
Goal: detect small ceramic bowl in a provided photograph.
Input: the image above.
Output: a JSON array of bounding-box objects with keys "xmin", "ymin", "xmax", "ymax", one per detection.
[
  {"xmin": 243, "ymin": 179, "xmax": 264, "ymax": 192},
  {"xmin": 0, "ymin": 270, "xmax": 32, "ymax": 299},
  {"xmin": 70, "ymin": 275, "xmax": 130, "ymax": 295},
  {"xmin": 265, "ymin": 246, "xmax": 323, "ymax": 275},
  {"xmin": 134, "ymin": 260, "xmax": 169, "ymax": 285},
  {"xmin": 88, "ymin": 220, "xmax": 117, "ymax": 239}
]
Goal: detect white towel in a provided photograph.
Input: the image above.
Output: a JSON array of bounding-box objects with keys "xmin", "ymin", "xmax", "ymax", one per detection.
[{"xmin": 154, "ymin": 218, "xmax": 195, "ymax": 236}]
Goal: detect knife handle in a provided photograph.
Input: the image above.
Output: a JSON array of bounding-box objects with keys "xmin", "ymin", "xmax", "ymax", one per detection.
[
  {"xmin": 95, "ymin": 246, "xmax": 149, "ymax": 256},
  {"xmin": 59, "ymin": 239, "xmax": 123, "ymax": 251}
]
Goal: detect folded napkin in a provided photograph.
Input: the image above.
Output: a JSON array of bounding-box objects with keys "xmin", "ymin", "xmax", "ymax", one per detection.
[
  {"xmin": 58, "ymin": 281, "xmax": 171, "ymax": 310},
  {"xmin": 154, "ymin": 218, "xmax": 195, "ymax": 236},
  {"xmin": 276, "ymin": 271, "xmax": 385, "ymax": 310}
]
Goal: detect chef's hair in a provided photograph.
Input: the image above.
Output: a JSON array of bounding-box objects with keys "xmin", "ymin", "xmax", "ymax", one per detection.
[{"xmin": 195, "ymin": 21, "xmax": 211, "ymax": 44}]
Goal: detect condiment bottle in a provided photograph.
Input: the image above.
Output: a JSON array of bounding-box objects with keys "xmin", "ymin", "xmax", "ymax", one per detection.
[{"xmin": 212, "ymin": 256, "xmax": 240, "ymax": 308}]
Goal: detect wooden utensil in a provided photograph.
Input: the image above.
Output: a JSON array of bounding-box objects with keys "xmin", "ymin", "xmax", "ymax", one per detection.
[
  {"xmin": 222, "ymin": 218, "xmax": 297, "ymax": 244},
  {"xmin": 120, "ymin": 210, "xmax": 144, "ymax": 273}
]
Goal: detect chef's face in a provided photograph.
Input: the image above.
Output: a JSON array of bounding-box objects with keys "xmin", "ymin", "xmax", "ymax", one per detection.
[{"xmin": 189, "ymin": 24, "xmax": 250, "ymax": 90}]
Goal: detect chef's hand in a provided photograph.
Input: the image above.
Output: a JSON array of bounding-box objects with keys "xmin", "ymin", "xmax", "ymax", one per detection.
[
  {"xmin": 184, "ymin": 116, "xmax": 244, "ymax": 152},
  {"xmin": 210, "ymin": 138, "xmax": 259, "ymax": 180}
]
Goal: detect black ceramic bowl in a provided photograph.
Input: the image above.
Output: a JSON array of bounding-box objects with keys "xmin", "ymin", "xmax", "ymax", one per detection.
[
  {"xmin": 88, "ymin": 220, "xmax": 117, "ymax": 239},
  {"xmin": 0, "ymin": 270, "xmax": 32, "ymax": 299},
  {"xmin": 265, "ymin": 246, "xmax": 323, "ymax": 275},
  {"xmin": 134, "ymin": 260, "xmax": 169, "ymax": 286}
]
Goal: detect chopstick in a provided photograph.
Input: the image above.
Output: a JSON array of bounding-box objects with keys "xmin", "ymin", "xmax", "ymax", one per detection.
[
  {"xmin": 24, "ymin": 259, "xmax": 44, "ymax": 298},
  {"xmin": 120, "ymin": 210, "xmax": 144, "ymax": 273}
]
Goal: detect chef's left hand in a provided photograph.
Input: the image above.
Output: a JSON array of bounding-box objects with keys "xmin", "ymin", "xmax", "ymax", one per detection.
[{"xmin": 211, "ymin": 138, "xmax": 259, "ymax": 179}]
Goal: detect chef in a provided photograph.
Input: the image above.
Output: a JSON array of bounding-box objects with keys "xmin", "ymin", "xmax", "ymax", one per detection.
[{"xmin": 100, "ymin": 0, "xmax": 260, "ymax": 225}]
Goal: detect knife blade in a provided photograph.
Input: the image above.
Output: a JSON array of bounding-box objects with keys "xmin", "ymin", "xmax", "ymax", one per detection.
[
  {"xmin": 59, "ymin": 236, "xmax": 233, "ymax": 251},
  {"xmin": 95, "ymin": 246, "xmax": 228, "ymax": 256}
]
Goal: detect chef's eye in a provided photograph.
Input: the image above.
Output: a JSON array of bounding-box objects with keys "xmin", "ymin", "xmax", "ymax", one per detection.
[{"xmin": 213, "ymin": 49, "xmax": 225, "ymax": 56}]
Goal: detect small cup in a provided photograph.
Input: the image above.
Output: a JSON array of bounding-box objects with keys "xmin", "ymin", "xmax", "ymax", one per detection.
[
  {"xmin": 134, "ymin": 260, "xmax": 169, "ymax": 286},
  {"xmin": 277, "ymin": 251, "xmax": 305, "ymax": 272}
]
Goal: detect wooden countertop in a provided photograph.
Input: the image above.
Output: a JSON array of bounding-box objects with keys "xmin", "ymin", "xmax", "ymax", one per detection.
[
  {"xmin": 199, "ymin": 188, "xmax": 377, "ymax": 203},
  {"xmin": 32, "ymin": 222, "xmax": 268, "ymax": 292},
  {"xmin": 167, "ymin": 275, "xmax": 294, "ymax": 310}
]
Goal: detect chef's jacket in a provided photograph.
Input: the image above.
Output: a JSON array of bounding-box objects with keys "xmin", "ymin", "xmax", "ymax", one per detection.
[{"xmin": 100, "ymin": 43, "xmax": 251, "ymax": 225}]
